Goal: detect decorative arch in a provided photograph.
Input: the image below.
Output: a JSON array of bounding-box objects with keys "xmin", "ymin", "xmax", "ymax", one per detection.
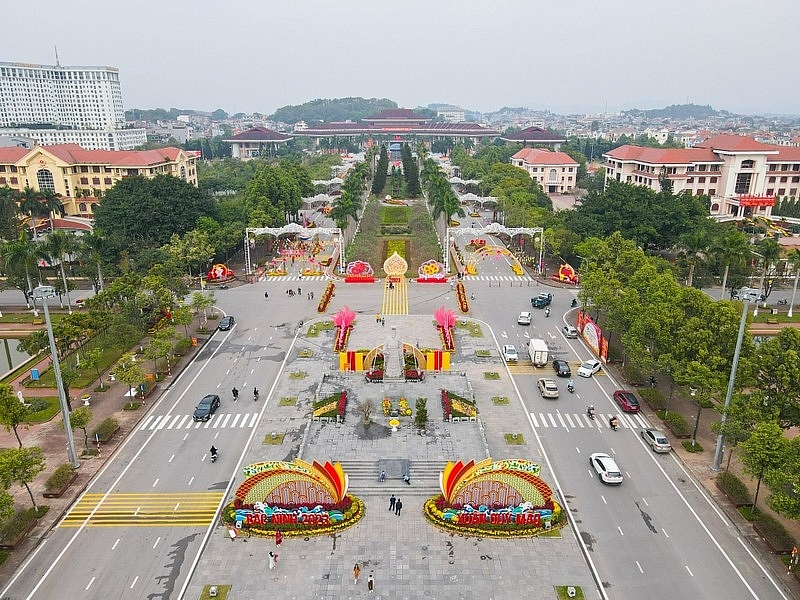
[
  {"xmin": 363, "ymin": 342, "xmax": 426, "ymax": 370},
  {"xmin": 245, "ymin": 223, "xmax": 344, "ymax": 274}
]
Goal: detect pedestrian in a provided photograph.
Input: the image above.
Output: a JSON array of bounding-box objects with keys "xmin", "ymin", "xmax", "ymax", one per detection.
[
  {"xmin": 395, "ymin": 498, "xmax": 402, "ymax": 516},
  {"xmin": 403, "ymin": 473, "xmax": 411, "ymax": 485},
  {"xmin": 310, "ymin": 291, "xmax": 314, "ymax": 299},
  {"xmin": 275, "ymin": 530, "xmax": 283, "ymax": 548},
  {"xmin": 389, "ymin": 494, "xmax": 396, "ymax": 511},
  {"xmin": 367, "ymin": 574, "xmax": 374, "ymax": 593},
  {"xmin": 228, "ymin": 527, "xmax": 237, "ymax": 542},
  {"xmin": 297, "ymin": 287, "xmax": 301, "ymax": 295},
  {"xmin": 376, "ymin": 313, "xmax": 381, "ymax": 324},
  {"xmin": 268, "ymin": 551, "xmax": 277, "ymax": 570},
  {"xmin": 353, "ymin": 563, "xmax": 361, "ymax": 584},
  {"xmin": 381, "ymin": 317, "xmax": 385, "ymax": 326},
  {"xmin": 264, "ymin": 291, "xmax": 269, "ymax": 300},
  {"xmin": 380, "ymin": 470, "xmax": 386, "ymax": 482}
]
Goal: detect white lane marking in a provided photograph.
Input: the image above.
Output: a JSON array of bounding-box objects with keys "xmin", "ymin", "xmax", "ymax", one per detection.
[
  {"xmin": 618, "ymin": 526, "xmax": 624, "ymax": 536},
  {"xmin": 556, "ymin": 412, "xmax": 568, "ymax": 429},
  {"xmin": 176, "ymin": 415, "xmax": 190, "ymax": 429},
  {"xmin": 85, "ymin": 577, "xmax": 96, "ymax": 591},
  {"xmin": 564, "ymin": 413, "xmax": 575, "ymax": 428},
  {"xmin": 130, "ymin": 576, "xmax": 138, "ymax": 589},
  {"xmin": 529, "ymin": 413, "xmax": 539, "ymax": 427},
  {"xmin": 685, "ymin": 565, "xmax": 694, "ymax": 577},
  {"xmin": 230, "ymin": 414, "xmax": 240, "ymax": 428},
  {"xmin": 167, "ymin": 415, "xmax": 181, "ymax": 429},
  {"xmin": 169, "ymin": 454, "xmax": 175, "ymax": 463},
  {"xmin": 153, "ymin": 537, "xmax": 161, "ymax": 549},
  {"xmin": 112, "ymin": 539, "xmax": 120, "ymax": 550},
  {"xmin": 547, "ymin": 413, "xmax": 557, "ymax": 427},
  {"xmin": 636, "ymin": 561, "xmax": 643, "ymax": 574},
  {"xmin": 152, "ymin": 478, "xmax": 159, "ymax": 488},
  {"xmin": 248, "ymin": 413, "xmax": 259, "ymax": 427}
]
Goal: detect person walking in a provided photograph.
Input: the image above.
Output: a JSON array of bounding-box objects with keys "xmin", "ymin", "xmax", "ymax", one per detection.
[
  {"xmin": 389, "ymin": 494, "xmax": 396, "ymax": 511},
  {"xmin": 353, "ymin": 563, "xmax": 361, "ymax": 584},
  {"xmin": 395, "ymin": 498, "xmax": 402, "ymax": 516},
  {"xmin": 268, "ymin": 551, "xmax": 277, "ymax": 570},
  {"xmin": 264, "ymin": 291, "xmax": 269, "ymax": 300},
  {"xmin": 367, "ymin": 574, "xmax": 374, "ymax": 593}
]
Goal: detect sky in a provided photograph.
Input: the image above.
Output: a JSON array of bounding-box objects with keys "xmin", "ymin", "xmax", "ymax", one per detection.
[{"xmin": 3, "ymin": 0, "xmax": 799, "ymax": 117}]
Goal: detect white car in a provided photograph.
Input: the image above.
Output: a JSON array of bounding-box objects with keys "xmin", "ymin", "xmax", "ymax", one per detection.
[
  {"xmin": 537, "ymin": 378, "xmax": 560, "ymax": 399},
  {"xmin": 502, "ymin": 345, "xmax": 518, "ymax": 362},
  {"xmin": 589, "ymin": 452, "xmax": 623, "ymax": 485},
  {"xmin": 577, "ymin": 359, "xmax": 602, "ymax": 378},
  {"xmin": 517, "ymin": 311, "xmax": 532, "ymax": 325},
  {"xmin": 562, "ymin": 325, "xmax": 578, "ymax": 339}
]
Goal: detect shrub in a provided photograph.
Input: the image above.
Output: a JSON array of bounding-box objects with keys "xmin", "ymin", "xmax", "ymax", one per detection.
[
  {"xmin": 93, "ymin": 417, "xmax": 119, "ymax": 442},
  {"xmin": 174, "ymin": 337, "xmax": 192, "ymax": 354},
  {"xmin": 657, "ymin": 409, "xmax": 690, "ymax": 437},
  {"xmin": 45, "ymin": 464, "xmax": 76, "ymax": 492},
  {"xmin": 716, "ymin": 471, "xmax": 752, "ymax": 505},
  {"xmin": 639, "ymin": 387, "xmax": 666, "ymax": 410},
  {"xmin": 752, "ymin": 512, "xmax": 795, "ymax": 552},
  {"xmin": 0, "ymin": 506, "xmax": 48, "ymax": 543}
]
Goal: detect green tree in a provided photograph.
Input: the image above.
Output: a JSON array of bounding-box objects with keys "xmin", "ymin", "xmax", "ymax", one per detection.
[
  {"xmin": 371, "ymin": 145, "xmax": 388, "ymax": 195},
  {"xmin": 0, "ymin": 185, "xmax": 21, "ymax": 240},
  {"xmin": 710, "ymin": 228, "xmax": 751, "ymax": 299},
  {"xmin": 82, "ymin": 347, "xmax": 107, "ymax": 390},
  {"xmin": 111, "ymin": 353, "xmax": 146, "ymax": 403},
  {"xmin": 786, "ymin": 248, "xmax": 800, "ymax": 317},
  {"xmin": 1, "ymin": 231, "xmax": 44, "ymax": 313},
  {"xmin": 93, "ymin": 175, "xmax": 216, "ymax": 254},
  {"xmin": 0, "ymin": 383, "xmax": 30, "ymax": 448},
  {"xmin": 740, "ymin": 421, "xmax": 787, "ymax": 517},
  {"xmin": 161, "ymin": 230, "xmax": 215, "ymax": 277},
  {"xmin": 69, "ymin": 405, "xmax": 92, "ymax": 452},
  {"xmin": 414, "ymin": 397, "xmax": 428, "ymax": 429},
  {"xmin": 172, "ymin": 306, "xmax": 193, "ymax": 338},
  {"xmin": 42, "ymin": 230, "xmax": 77, "ymax": 312},
  {"xmin": 764, "ymin": 434, "xmax": 800, "ymax": 519},
  {"xmin": 755, "ymin": 237, "xmax": 782, "ymax": 300},
  {"xmin": 0, "ymin": 446, "xmax": 45, "ymax": 510},
  {"xmin": 191, "ymin": 291, "xmax": 216, "ymax": 327}
]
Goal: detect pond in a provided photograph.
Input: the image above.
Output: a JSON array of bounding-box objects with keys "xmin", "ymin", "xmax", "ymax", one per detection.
[{"xmin": 0, "ymin": 338, "xmax": 32, "ymax": 375}]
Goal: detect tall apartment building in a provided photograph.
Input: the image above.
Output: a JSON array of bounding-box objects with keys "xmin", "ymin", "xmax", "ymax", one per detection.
[{"xmin": 0, "ymin": 61, "xmax": 146, "ymax": 150}]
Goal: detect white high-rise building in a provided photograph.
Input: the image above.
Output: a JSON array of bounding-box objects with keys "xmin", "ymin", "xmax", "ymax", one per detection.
[{"xmin": 0, "ymin": 61, "xmax": 146, "ymax": 150}]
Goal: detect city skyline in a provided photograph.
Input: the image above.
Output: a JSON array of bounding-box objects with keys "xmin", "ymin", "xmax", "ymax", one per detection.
[{"xmin": 1, "ymin": 0, "xmax": 799, "ymax": 118}]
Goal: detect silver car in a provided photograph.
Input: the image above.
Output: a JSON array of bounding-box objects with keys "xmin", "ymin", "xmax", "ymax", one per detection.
[
  {"xmin": 537, "ymin": 378, "xmax": 560, "ymax": 399},
  {"xmin": 641, "ymin": 428, "xmax": 671, "ymax": 453}
]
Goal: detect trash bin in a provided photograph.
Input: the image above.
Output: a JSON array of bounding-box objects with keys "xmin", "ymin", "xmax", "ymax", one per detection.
[{"xmin": 191, "ymin": 337, "xmax": 198, "ymax": 346}]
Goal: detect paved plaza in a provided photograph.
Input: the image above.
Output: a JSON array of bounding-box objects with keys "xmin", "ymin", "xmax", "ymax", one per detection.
[{"xmin": 185, "ymin": 311, "xmax": 594, "ymax": 599}]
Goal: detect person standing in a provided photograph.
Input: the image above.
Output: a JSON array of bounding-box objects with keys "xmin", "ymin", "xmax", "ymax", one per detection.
[
  {"xmin": 275, "ymin": 530, "xmax": 283, "ymax": 548},
  {"xmin": 395, "ymin": 498, "xmax": 402, "ymax": 516},
  {"xmin": 367, "ymin": 574, "xmax": 374, "ymax": 593},
  {"xmin": 389, "ymin": 494, "xmax": 396, "ymax": 511},
  {"xmin": 268, "ymin": 551, "xmax": 277, "ymax": 570},
  {"xmin": 353, "ymin": 563, "xmax": 361, "ymax": 584}
]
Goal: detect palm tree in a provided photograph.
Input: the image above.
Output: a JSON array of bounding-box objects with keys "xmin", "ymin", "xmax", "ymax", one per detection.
[
  {"xmin": 1, "ymin": 232, "xmax": 44, "ymax": 315},
  {"xmin": 76, "ymin": 232, "xmax": 108, "ymax": 291},
  {"xmin": 329, "ymin": 190, "xmax": 359, "ymax": 230},
  {"xmin": 43, "ymin": 230, "xmax": 76, "ymax": 313},
  {"xmin": 711, "ymin": 229, "xmax": 751, "ymax": 299},
  {"xmin": 17, "ymin": 187, "xmax": 45, "ymax": 240},
  {"xmin": 677, "ymin": 228, "xmax": 709, "ymax": 288},
  {"xmin": 38, "ymin": 189, "xmax": 65, "ymax": 232},
  {"xmin": 756, "ymin": 237, "xmax": 782, "ymax": 300},
  {"xmin": 785, "ymin": 248, "xmax": 800, "ymax": 317}
]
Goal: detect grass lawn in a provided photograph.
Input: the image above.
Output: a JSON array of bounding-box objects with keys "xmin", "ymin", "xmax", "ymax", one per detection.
[
  {"xmin": 504, "ymin": 433, "xmax": 525, "ymax": 445},
  {"xmin": 24, "ymin": 397, "xmax": 60, "ymax": 423}
]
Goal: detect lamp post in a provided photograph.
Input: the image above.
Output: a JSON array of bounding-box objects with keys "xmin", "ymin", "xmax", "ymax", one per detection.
[
  {"xmin": 712, "ymin": 298, "xmax": 750, "ymax": 471},
  {"xmin": 33, "ymin": 285, "xmax": 79, "ymax": 468},
  {"xmin": 690, "ymin": 387, "xmax": 702, "ymax": 448},
  {"xmin": 751, "ymin": 250, "xmax": 766, "ymax": 316}
]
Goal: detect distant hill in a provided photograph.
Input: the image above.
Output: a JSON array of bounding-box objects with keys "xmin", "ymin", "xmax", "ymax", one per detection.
[
  {"xmin": 271, "ymin": 97, "xmax": 398, "ymax": 124},
  {"xmin": 623, "ymin": 104, "xmax": 730, "ymax": 120}
]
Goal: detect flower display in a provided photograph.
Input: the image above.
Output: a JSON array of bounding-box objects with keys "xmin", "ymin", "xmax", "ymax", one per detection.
[
  {"xmin": 333, "ymin": 306, "xmax": 356, "ymax": 352},
  {"xmin": 382, "ymin": 397, "xmax": 391, "ymax": 416},
  {"xmin": 317, "ymin": 282, "xmax": 335, "ymax": 313},
  {"xmin": 456, "ymin": 282, "xmax": 469, "ymax": 313},
  {"xmin": 346, "ymin": 260, "xmax": 374, "ymax": 277},
  {"xmin": 418, "ymin": 259, "xmax": 446, "ymax": 280}
]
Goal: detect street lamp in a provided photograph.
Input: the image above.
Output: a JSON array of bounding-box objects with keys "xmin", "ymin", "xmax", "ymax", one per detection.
[
  {"xmin": 690, "ymin": 387, "xmax": 702, "ymax": 448},
  {"xmin": 33, "ymin": 285, "xmax": 80, "ymax": 468},
  {"xmin": 750, "ymin": 250, "xmax": 766, "ymax": 316}
]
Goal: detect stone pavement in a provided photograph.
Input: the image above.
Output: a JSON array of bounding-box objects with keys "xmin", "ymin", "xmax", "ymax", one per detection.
[{"xmin": 184, "ymin": 314, "xmax": 595, "ymax": 599}]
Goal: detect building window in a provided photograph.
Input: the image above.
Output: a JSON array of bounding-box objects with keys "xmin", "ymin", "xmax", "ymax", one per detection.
[
  {"xmin": 79, "ymin": 202, "xmax": 87, "ymax": 212},
  {"xmin": 709, "ymin": 189, "xmax": 716, "ymax": 196},
  {"xmin": 104, "ymin": 177, "xmax": 112, "ymax": 185},
  {"xmin": 778, "ymin": 188, "xmax": 786, "ymax": 195},
  {"xmin": 80, "ymin": 177, "xmax": 89, "ymax": 185},
  {"xmin": 790, "ymin": 188, "xmax": 798, "ymax": 197},
  {"xmin": 741, "ymin": 159, "xmax": 755, "ymax": 169},
  {"xmin": 780, "ymin": 177, "xmax": 788, "ymax": 183},
  {"xmin": 80, "ymin": 166, "xmax": 88, "ymax": 173},
  {"xmin": 92, "ymin": 166, "xmax": 100, "ymax": 173},
  {"xmin": 687, "ymin": 178, "xmax": 694, "ymax": 183},
  {"xmin": 768, "ymin": 164, "xmax": 777, "ymax": 171},
  {"xmin": 0, "ymin": 177, "xmax": 5, "ymax": 184},
  {"xmin": 0, "ymin": 166, "xmax": 5, "ymax": 172},
  {"xmin": 768, "ymin": 177, "xmax": 776, "ymax": 183},
  {"xmin": 699, "ymin": 177, "xmax": 706, "ymax": 183},
  {"xmin": 766, "ymin": 188, "xmax": 774, "ymax": 196},
  {"xmin": 698, "ymin": 165, "xmax": 707, "ymax": 171},
  {"xmin": 735, "ymin": 173, "xmax": 752, "ymax": 194},
  {"xmin": 92, "ymin": 177, "xmax": 100, "ymax": 185},
  {"xmin": 10, "ymin": 177, "xmax": 17, "ymax": 184},
  {"xmin": 548, "ymin": 169, "xmax": 557, "ymax": 182},
  {"xmin": 687, "ymin": 166, "xmax": 695, "ymax": 172},
  {"xmin": 710, "ymin": 165, "xmax": 720, "ymax": 172},
  {"xmin": 697, "ymin": 189, "xmax": 704, "ymax": 195},
  {"xmin": 710, "ymin": 177, "xmax": 717, "ymax": 183}
]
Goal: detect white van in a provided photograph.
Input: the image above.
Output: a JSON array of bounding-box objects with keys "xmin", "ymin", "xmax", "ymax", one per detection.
[{"xmin": 733, "ymin": 287, "xmax": 765, "ymax": 302}]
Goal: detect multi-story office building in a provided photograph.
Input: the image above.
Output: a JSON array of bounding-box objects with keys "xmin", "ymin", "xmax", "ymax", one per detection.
[
  {"xmin": 510, "ymin": 148, "xmax": 578, "ymax": 194},
  {"xmin": 0, "ymin": 61, "xmax": 146, "ymax": 150},
  {"xmin": 604, "ymin": 135, "xmax": 800, "ymax": 219}
]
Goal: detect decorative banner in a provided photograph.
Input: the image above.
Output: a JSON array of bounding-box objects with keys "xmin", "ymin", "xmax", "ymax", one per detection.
[
  {"xmin": 739, "ymin": 195, "xmax": 776, "ymax": 207},
  {"xmin": 206, "ymin": 263, "xmax": 234, "ymax": 280}
]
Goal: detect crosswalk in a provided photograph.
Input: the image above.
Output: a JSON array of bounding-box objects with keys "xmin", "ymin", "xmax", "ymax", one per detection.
[
  {"xmin": 60, "ymin": 492, "xmax": 224, "ymax": 527},
  {"xmin": 530, "ymin": 411, "xmax": 650, "ymax": 431},
  {"xmin": 138, "ymin": 412, "xmax": 259, "ymax": 431},
  {"xmin": 461, "ymin": 275, "xmax": 535, "ymax": 282},
  {"xmin": 260, "ymin": 274, "xmax": 328, "ymax": 282}
]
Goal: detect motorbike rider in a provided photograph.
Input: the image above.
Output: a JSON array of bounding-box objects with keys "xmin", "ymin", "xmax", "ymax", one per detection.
[
  {"xmin": 210, "ymin": 445, "xmax": 218, "ymax": 459},
  {"xmin": 253, "ymin": 387, "xmax": 260, "ymax": 401},
  {"xmin": 571, "ymin": 298, "xmax": 578, "ymax": 308},
  {"xmin": 567, "ymin": 379, "xmax": 574, "ymax": 393},
  {"xmin": 609, "ymin": 416, "xmax": 619, "ymax": 430},
  {"xmin": 232, "ymin": 387, "xmax": 239, "ymax": 401},
  {"xmin": 545, "ymin": 307, "xmax": 550, "ymax": 318},
  {"xmin": 587, "ymin": 405, "xmax": 595, "ymax": 418}
]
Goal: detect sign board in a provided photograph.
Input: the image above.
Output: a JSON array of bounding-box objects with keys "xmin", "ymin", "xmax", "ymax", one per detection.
[{"xmin": 739, "ymin": 195, "xmax": 776, "ymax": 207}]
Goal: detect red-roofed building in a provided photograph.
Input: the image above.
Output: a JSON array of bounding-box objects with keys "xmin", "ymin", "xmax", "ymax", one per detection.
[
  {"xmin": 224, "ymin": 127, "xmax": 293, "ymax": 160},
  {"xmin": 603, "ymin": 134, "xmax": 800, "ymax": 219},
  {"xmin": 0, "ymin": 143, "xmax": 197, "ymax": 218},
  {"xmin": 511, "ymin": 149, "xmax": 579, "ymax": 193}
]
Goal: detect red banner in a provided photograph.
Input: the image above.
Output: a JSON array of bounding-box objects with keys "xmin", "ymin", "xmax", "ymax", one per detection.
[{"xmin": 739, "ymin": 195, "xmax": 776, "ymax": 207}]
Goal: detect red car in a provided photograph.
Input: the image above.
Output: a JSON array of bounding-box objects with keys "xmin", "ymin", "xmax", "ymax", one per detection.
[{"xmin": 613, "ymin": 390, "xmax": 641, "ymax": 413}]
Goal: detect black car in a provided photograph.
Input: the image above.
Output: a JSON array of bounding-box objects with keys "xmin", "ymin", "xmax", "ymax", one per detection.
[
  {"xmin": 218, "ymin": 315, "xmax": 235, "ymax": 330},
  {"xmin": 552, "ymin": 359, "xmax": 571, "ymax": 377},
  {"xmin": 193, "ymin": 394, "xmax": 221, "ymax": 421}
]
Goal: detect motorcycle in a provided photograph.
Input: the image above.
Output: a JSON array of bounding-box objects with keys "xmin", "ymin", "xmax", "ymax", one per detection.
[
  {"xmin": 571, "ymin": 298, "xmax": 578, "ymax": 308},
  {"xmin": 210, "ymin": 447, "xmax": 219, "ymax": 463},
  {"xmin": 777, "ymin": 299, "xmax": 788, "ymax": 306},
  {"xmin": 609, "ymin": 417, "xmax": 619, "ymax": 431},
  {"xmin": 544, "ymin": 308, "xmax": 550, "ymax": 318},
  {"xmin": 567, "ymin": 380, "xmax": 575, "ymax": 393}
]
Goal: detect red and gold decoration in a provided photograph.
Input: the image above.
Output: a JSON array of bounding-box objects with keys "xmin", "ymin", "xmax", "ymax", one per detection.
[
  {"xmin": 434, "ymin": 306, "xmax": 456, "ymax": 351},
  {"xmin": 423, "ymin": 459, "xmax": 564, "ymax": 537},
  {"xmin": 417, "ymin": 259, "xmax": 447, "ymax": 283},
  {"xmin": 206, "ymin": 263, "xmax": 234, "ymax": 281},
  {"xmin": 221, "ymin": 459, "xmax": 364, "ymax": 537},
  {"xmin": 317, "ymin": 281, "xmax": 335, "ymax": 313},
  {"xmin": 554, "ymin": 262, "xmax": 579, "ymax": 284},
  {"xmin": 345, "ymin": 259, "xmax": 375, "ymax": 283},
  {"xmin": 332, "ymin": 306, "xmax": 356, "ymax": 352},
  {"xmin": 455, "ymin": 281, "xmax": 469, "ymax": 313}
]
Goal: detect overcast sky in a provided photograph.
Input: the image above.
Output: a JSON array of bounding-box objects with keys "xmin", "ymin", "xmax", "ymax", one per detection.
[{"xmin": 3, "ymin": 0, "xmax": 798, "ymax": 117}]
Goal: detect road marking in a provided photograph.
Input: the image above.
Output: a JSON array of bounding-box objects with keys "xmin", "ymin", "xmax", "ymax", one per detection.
[
  {"xmin": 556, "ymin": 413, "xmax": 568, "ymax": 429},
  {"xmin": 636, "ymin": 561, "xmax": 643, "ymax": 574},
  {"xmin": 86, "ymin": 576, "xmax": 96, "ymax": 591},
  {"xmin": 60, "ymin": 492, "xmax": 225, "ymax": 527},
  {"xmin": 130, "ymin": 576, "xmax": 138, "ymax": 589},
  {"xmin": 685, "ymin": 565, "xmax": 694, "ymax": 577}
]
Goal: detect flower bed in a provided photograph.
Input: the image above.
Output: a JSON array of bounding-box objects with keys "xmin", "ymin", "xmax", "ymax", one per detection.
[
  {"xmin": 382, "ymin": 397, "xmax": 392, "ymax": 416},
  {"xmin": 334, "ymin": 325, "xmax": 352, "ymax": 352},
  {"xmin": 438, "ymin": 325, "xmax": 455, "ymax": 351},
  {"xmin": 313, "ymin": 391, "xmax": 347, "ymax": 420},
  {"xmin": 344, "ymin": 276, "xmax": 375, "ymax": 283},
  {"xmin": 404, "ymin": 369, "xmax": 424, "ymax": 382},
  {"xmin": 416, "ymin": 277, "xmax": 448, "ymax": 283},
  {"xmin": 317, "ymin": 282, "xmax": 335, "ymax": 313},
  {"xmin": 365, "ymin": 369, "xmax": 384, "ymax": 383},
  {"xmin": 456, "ymin": 281, "xmax": 469, "ymax": 313},
  {"xmin": 441, "ymin": 390, "xmax": 478, "ymax": 420}
]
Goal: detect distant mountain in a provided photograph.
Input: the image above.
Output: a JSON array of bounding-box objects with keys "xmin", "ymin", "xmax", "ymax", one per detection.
[
  {"xmin": 623, "ymin": 104, "xmax": 731, "ymax": 120},
  {"xmin": 271, "ymin": 97, "xmax": 398, "ymax": 124}
]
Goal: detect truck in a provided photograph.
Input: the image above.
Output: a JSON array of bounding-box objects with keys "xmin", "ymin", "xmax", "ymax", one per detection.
[{"xmin": 528, "ymin": 338, "xmax": 549, "ymax": 367}]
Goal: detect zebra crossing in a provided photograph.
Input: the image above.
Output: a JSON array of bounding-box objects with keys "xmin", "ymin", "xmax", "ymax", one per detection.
[
  {"xmin": 461, "ymin": 275, "xmax": 535, "ymax": 282},
  {"xmin": 138, "ymin": 412, "xmax": 259, "ymax": 432},
  {"xmin": 60, "ymin": 492, "xmax": 224, "ymax": 527},
  {"xmin": 259, "ymin": 274, "xmax": 329, "ymax": 282},
  {"xmin": 530, "ymin": 410, "xmax": 650, "ymax": 431}
]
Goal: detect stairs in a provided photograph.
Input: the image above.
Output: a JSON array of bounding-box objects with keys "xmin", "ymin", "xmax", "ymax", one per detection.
[{"xmin": 339, "ymin": 460, "xmax": 445, "ymax": 497}]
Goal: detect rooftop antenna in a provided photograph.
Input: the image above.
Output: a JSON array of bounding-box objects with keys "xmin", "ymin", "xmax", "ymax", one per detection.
[{"xmin": 54, "ymin": 46, "xmax": 60, "ymax": 67}]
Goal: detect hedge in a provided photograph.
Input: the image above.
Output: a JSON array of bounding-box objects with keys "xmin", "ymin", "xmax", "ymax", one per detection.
[
  {"xmin": 753, "ymin": 512, "xmax": 796, "ymax": 552},
  {"xmin": 45, "ymin": 464, "xmax": 76, "ymax": 492},
  {"xmin": 174, "ymin": 337, "xmax": 192, "ymax": 354},
  {"xmin": 657, "ymin": 409, "xmax": 690, "ymax": 437},
  {"xmin": 716, "ymin": 471, "xmax": 752, "ymax": 505},
  {"xmin": 0, "ymin": 506, "xmax": 48, "ymax": 543},
  {"xmin": 639, "ymin": 388, "xmax": 666, "ymax": 411},
  {"xmin": 93, "ymin": 417, "xmax": 119, "ymax": 442}
]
